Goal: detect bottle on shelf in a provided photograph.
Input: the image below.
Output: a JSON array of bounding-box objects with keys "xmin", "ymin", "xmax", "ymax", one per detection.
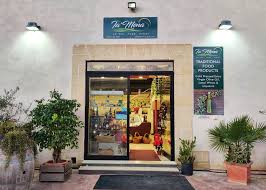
[{"xmin": 207, "ymin": 92, "xmax": 212, "ymax": 114}]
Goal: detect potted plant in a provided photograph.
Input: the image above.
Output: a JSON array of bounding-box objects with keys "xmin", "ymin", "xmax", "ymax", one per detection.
[
  {"xmin": 0, "ymin": 87, "xmax": 36, "ymax": 190},
  {"xmin": 30, "ymin": 90, "xmax": 83, "ymax": 182},
  {"xmin": 177, "ymin": 137, "xmax": 196, "ymax": 176},
  {"xmin": 208, "ymin": 115, "xmax": 266, "ymax": 184}
]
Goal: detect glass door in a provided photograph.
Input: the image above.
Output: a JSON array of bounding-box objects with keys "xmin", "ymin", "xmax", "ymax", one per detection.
[{"xmin": 86, "ymin": 76, "xmax": 129, "ymax": 159}]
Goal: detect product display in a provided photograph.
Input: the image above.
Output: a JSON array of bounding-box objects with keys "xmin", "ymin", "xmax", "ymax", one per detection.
[
  {"xmin": 88, "ymin": 94, "xmax": 128, "ymax": 156},
  {"xmin": 87, "ymin": 75, "xmax": 172, "ymax": 160}
]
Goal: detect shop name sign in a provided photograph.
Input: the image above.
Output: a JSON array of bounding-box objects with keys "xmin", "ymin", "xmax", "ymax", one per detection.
[{"xmin": 104, "ymin": 17, "xmax": 157, "ymax": 39}]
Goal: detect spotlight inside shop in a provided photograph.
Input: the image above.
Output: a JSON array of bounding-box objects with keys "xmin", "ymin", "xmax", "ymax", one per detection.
[
  {"xmin": 218, "ymin": 20, "xmax": 232, "ymax": 30},
  {"xmin": 26, "ymin": 22, "xmax": 41, "ymax": 31},
  {"xmin": 128, "ymin": 2, "xmax": 136, "ymax": 11}
]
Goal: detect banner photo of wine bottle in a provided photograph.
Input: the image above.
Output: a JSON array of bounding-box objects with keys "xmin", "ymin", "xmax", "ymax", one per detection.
[{"xmin": 193, "ymin": 47, "xmax": 224, "ymax": 115}]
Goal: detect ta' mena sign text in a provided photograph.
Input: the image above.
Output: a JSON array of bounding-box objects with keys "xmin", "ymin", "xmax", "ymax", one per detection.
[{"xmin": 103, "ymin": 17, "xmax": 157, "ymax": 39}]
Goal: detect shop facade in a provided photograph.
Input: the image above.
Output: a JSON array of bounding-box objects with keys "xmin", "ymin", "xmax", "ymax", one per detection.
[
  {"xmin": 1, "ymin": 1, "xmax": 266, "ymax": 170},
  {"xmin": 72, "ymin": 44, "xmax": 192, "ymax": 163}
]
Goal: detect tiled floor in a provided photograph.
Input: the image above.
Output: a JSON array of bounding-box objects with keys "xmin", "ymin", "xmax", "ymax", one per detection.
[{"xmin": 31, "ymin": 170, "xmax": 266, "ymax": 190}]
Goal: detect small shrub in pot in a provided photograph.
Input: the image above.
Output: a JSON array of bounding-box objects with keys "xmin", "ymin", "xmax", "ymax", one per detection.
[
  {"xmin": 30, "ymin": 90, "xmax": 83, "ymax": 181},
  {"xmin": 208, "ymin": 115, "xmax": 266, "ymax": 184},
  {"xmin": 177, "ymin": 137, "xmax": 196, "ymax": 176}
]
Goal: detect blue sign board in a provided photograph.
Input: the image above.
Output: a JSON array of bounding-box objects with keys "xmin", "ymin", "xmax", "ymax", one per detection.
[{"xmin": 104, "ymin": 17, "xmax": 157, "ymax": 39}]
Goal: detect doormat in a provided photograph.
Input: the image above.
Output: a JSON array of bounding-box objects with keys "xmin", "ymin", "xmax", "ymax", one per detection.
[
  {"xmin": 93, "ymin": 175, "xmax": 195, "ymax": 190},
  {"xmin": 129, "ymin": 150, "xmax": 160, "ymax": 161}
]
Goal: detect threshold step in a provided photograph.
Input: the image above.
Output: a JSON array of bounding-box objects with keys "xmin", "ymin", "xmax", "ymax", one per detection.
[
  {"xmin": 82, "ymin": 160, "xmax": 177, "ymax": 168},
  {"xmin": 79, "ymin": 165, "xmax": 179, "ymax": 175}
]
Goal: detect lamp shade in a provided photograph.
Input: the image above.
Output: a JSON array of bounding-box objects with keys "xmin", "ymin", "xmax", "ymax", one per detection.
[
  {"xmin": 218, "ymin": 20, "xmax": 232, "ymax": 30},
  {"xmin": 26, "ymin": 22, "xmax": 41, "ymax": 31},
  {"xmin": 128, "ymin": 2, "xmax": 136, "ymax": 9}
]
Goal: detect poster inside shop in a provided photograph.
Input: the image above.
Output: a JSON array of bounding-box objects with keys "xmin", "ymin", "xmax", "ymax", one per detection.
[{"xmin": 193, "ymin": 47, "xmax": 224, "ymax": 115}]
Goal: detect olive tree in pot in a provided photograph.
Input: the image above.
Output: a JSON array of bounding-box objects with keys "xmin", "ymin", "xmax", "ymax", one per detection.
[
  {"xmin": 0, "ymin": 87, "xmax": 37, "ymax": 190},
  {"xmin": 208, "ymin": 115, "xmax": 266, "ymax": 184},
  {"xmin": 30, "ymin": 90, "xmax": 83, "ymax": 182},
  {"xmin": 177, "ymin": 137, "xmax": 196, "ymax": 176}
]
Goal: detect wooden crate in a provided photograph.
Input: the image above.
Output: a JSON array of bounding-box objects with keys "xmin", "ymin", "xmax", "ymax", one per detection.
[{"xmin": 39, "ymin": 160, "xmax": 72, "ymax": 182}]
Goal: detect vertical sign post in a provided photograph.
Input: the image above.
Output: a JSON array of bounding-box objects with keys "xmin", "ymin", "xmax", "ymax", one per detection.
[{"xmin": 193, "ymin": 47, "xmax": 224, "ymax": 115}]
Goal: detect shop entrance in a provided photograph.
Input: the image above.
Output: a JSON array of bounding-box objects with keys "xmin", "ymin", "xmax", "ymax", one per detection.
[{"xmin": 84, "ymin": 61, "xmax": 174, "ymax": 161}]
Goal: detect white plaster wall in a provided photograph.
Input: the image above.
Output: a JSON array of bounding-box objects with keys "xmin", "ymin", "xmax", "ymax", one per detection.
[{"xmin": 0, "ymin": 0, "xmax": 266, "ymax": 169}]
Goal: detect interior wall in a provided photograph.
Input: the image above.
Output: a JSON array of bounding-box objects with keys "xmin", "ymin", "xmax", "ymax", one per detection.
[{"xmin": 71, "ymin": 44, "xmax": 193, "ymax": 165}]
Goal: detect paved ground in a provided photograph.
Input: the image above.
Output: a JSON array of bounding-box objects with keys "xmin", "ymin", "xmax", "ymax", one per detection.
[{"xmin": 31, "ymin": 170, "xmax": 266, "ymax": 190}]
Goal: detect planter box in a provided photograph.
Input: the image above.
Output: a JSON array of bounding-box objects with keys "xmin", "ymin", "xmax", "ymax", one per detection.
[
  {"xmin": 225, "ymin": 162, "xmax": 252, "ymax": 185},
  {"xmin": 39, "ymin": 160, "xmax": 72, "ymax": 182}
]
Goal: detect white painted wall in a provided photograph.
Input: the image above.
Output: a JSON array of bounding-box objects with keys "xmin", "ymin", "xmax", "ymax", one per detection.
[{"xmin": 0, "ymin": 0, "xmax": 266, "ymax": 169}]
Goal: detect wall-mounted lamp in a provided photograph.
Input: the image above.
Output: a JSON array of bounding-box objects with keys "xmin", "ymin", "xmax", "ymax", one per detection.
[
  {"xmin": 26, "ymin": 22, "xmax": 41, "ymax": 31},
  {"xmin": 218, "ymin": 20, "xmax": 232, "ymax": 30},
  {"xmin": 128, "ymin": 2, "xmax": 136, "ymax": 11}
]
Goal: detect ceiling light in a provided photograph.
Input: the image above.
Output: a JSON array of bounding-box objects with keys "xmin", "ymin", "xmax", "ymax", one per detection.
[
  {"xmin": 26, "ymin": 22, "xmax": 41, "ymax": 31},
  {"xmin": 128, "ymin": 2, "xmax": 136, "ymax": 11},
  {"xmin": 218, "ymin": 20, "xmax": 232, "ymax": 30}
]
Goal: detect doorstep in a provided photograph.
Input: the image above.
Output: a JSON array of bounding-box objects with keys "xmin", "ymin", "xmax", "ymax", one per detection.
[{"xmin": 79, "ymin": 160, "xmax": 179, "ymax": 175}]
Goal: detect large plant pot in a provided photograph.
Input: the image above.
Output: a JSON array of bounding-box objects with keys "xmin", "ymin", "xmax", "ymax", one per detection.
[
  {"xmin": 0, "ymin": 149, "xmax": 35, "ymax": 190},
  {"xmin": 181, "ymin": 163, "xmax": 193, "ymax": 176},
  {"xmin": 224, "ymin": 161, "xmax": 252, "ymax": 185},
  {"xmin": 39, "ymin": 160, "xmax": 72, "ymax": 182}
]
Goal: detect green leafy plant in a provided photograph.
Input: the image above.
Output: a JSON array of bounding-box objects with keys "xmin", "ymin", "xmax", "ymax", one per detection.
[
  {"xmin": 0, "ymin": 87, "xmax": 30, "ymax": 122},
  {"xmin": 0, "ymin": 87, "xmax": 36, "ymax": 171},
  {"xmin": 30, "ymin": 90, "xmax": 84, "ymax": 163},
  {"xmin": 177, "ymin": 137, "xmax": 196, "ymax": 164},
  {"xmin": 0, "ymin": 121, "xmax": 37, "ymax": 170},
  {"xmin": 208, "ymin": 115, "xmax": 266, "ymax": 164},
  {"xmin": 151, "ymin": 78, "xmax": 163, "ymax": 98}
]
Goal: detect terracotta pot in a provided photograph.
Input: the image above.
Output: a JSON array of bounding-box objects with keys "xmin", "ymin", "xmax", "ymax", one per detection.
[
  {"xmin": 0, "ymin": 149, "xmax": 35, "ymax": 190},
  {"xmin": 224, "ymin": 161, "xmax": 253, "ymax": 185}
]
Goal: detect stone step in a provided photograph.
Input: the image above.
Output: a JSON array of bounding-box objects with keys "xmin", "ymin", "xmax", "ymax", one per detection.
[
  {"xmin": 79, "ymin": 165, "xmax": 179, "ymax": 175},
  {"xmin": 81, "ymin": 160, "xmax": 177, "ymax": 168}
]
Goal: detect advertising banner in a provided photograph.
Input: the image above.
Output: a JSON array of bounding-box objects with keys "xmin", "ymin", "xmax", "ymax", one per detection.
[
  {"xmin": 103, "ymin": 17, "xmax": 157, "ymax": 39},
  {"xmin": 193, "ymin": 47, "xmax": 224, "ymax": 115}
]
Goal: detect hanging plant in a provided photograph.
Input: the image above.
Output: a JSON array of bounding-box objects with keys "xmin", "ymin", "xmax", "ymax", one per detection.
[
  {"xmin": 151, "ymin": 78, "xmax": 163, "ymax": 99},
  {"xmin": 0, "ymin": 87, "xmax": 37, "ymax": 171}
]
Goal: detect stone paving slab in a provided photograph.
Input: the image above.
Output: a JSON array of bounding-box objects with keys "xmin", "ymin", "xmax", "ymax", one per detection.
[{"xmin": 31, "ymin": 170, "xmax": 266, "ymax": 190}]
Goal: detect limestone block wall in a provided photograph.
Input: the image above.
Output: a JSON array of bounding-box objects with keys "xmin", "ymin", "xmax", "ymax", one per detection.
[{"xmin": 71, "ymin": 44, "xmax": 193, "ymax": 165}]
